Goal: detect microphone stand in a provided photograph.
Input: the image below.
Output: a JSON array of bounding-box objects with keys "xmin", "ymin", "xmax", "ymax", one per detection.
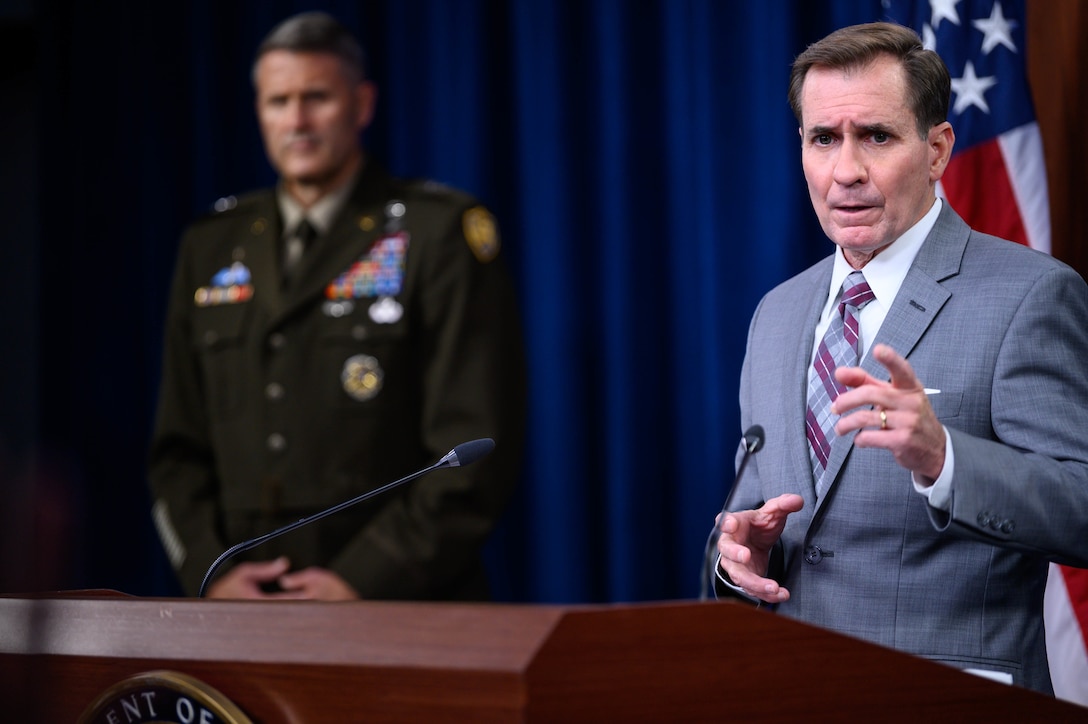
[
  {"xmin": 197, "ymin": 439, "xmax": 493, "ymax": 597},
  {"xmin": 698, "ymin": 425, "xmax": 764, "ymax": 601}
]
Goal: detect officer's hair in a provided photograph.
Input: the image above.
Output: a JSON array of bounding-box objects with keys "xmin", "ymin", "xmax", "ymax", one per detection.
[
  {"xmin": 252, "ymin": 11, "xmax": 367, "ymax": 86},
  {"xmin": 787, "ymin": 21, "xmax": 950, "ymax": 139}
]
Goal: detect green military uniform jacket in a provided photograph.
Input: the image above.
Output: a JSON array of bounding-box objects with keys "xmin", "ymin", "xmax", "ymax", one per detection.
[{"xmin": 149, "ymin": 162, "xmax": 526, "ymax": 599}]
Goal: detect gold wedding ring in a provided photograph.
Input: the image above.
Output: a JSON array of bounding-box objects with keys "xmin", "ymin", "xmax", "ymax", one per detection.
[{"xmin": 879, "ymin": 409, "xmax": 888, "ymax": 430}]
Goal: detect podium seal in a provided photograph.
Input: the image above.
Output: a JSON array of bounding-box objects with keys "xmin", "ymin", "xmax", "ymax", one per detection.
[{"xmin": 78, "ymin": 670, "xmax": 251, "ymax": 724}]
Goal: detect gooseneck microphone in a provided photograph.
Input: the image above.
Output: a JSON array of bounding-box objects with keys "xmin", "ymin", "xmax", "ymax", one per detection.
[
  {"xmin": 197, "ymin": 438, "xmax": 496, "ymax": 597},
  {"xmin": 698, "ymin": 425, "xmax": 765, "ymax": 600}
]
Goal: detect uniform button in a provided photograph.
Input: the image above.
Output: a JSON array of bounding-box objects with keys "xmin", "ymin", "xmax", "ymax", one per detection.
[
  {"xmin": 268, "ymin": 333, "xmax": 286, "ymax": 350},
  {"xmin": 265, "ymin": 383, "xmax": 285, "ymax": 401},
  {"xmin": 267, "ymin": 433, "xmax": 286, "ymax": 453}
]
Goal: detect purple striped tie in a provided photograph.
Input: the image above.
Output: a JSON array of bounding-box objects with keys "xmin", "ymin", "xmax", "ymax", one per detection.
[{"xmin": 806, "ymin": 271, "xmax": 875, "ymax": 493}]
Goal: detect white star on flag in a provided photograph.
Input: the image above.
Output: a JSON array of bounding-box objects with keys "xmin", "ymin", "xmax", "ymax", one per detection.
[
  {"xmin": 950, "ymin": 60, "xmax": 997, "ymax": 114},
  {"xmin": 972, "ymin": 1, "xmax": 1018, "ymax": 54},
  {"xmin": 929, "ymin": 0, "xmax": 962, "ymax": 30},
  {"xmin": 921, "ymin": 23, "xmax": 938, "ymax": 51}
]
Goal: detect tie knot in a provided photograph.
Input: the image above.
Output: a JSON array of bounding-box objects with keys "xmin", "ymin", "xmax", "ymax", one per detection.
[
  {"xmin": 295, "ymin": 218, "xmax": 318, "ymax": 247},
  {"xmin": 839, "ymin": 271, "xmax": 875, "ymax": 312}
]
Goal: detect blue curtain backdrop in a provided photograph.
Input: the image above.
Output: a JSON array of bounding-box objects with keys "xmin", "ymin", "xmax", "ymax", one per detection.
[{"xmin": 2, "ymin": 0, "xmax": 890, "ymax": 602}]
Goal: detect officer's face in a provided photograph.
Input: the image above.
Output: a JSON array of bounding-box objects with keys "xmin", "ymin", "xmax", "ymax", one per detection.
[
  {"xmin": 798, "ymin": 54, "xmax": 953, "ymax": 267},
  {"xmin": 255, "ymin": 50, "xmax": 376, "ymax": 199}
]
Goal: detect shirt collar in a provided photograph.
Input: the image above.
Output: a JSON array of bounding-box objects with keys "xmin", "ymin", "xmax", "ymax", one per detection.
[{"xmin": 276, "ymin": 170, "xmax": 359, "ymax": 237}]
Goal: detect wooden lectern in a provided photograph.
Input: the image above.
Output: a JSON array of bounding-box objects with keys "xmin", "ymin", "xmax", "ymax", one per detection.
[{"xmin": 1, "ymin": 591, "xmax": 1085, "ymax": 722}]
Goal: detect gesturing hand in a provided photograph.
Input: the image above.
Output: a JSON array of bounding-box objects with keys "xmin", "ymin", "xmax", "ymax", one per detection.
[
  {"xmin": 716, "ymin": 493, "xmax": 803, "ymax": 604},
  {"xmin": 832, "ymin": 343, "xmax": 946, "ymax": 483}
]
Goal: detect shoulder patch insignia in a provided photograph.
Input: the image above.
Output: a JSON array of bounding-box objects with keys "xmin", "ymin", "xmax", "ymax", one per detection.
[{"xmin": 462, "ymin": 206, "xmax": 500, "ymax": 263}]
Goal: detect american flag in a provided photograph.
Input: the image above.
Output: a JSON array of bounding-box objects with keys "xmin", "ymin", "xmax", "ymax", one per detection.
[{"xmin": 885, "ymin": 0, "xmax": 1088, "ymax": 705}]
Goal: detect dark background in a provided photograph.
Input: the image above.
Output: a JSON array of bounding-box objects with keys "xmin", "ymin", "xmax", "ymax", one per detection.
[{"xmin": 1, "ymin": 0, "xmax": 1085, "ymax": 603}]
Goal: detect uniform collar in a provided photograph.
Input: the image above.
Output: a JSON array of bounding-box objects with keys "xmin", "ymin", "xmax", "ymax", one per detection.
[{"xmin": 276, "ymin": 167, "xmax": 361, "ymax": 237}]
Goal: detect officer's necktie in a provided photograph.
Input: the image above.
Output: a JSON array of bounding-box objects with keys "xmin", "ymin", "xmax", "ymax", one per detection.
[
  {"xmin": 284, "ymin": 218, "xmax": 318, "ymax": 276},
  {"xmin": 805, "ymin": 271, "xmax": 875, "ymax": 494}
]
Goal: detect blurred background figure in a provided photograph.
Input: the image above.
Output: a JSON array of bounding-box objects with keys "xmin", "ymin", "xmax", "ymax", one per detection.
[{"xmin": 147, "ymin": 11, "xmax": 526, "ymax": 601}]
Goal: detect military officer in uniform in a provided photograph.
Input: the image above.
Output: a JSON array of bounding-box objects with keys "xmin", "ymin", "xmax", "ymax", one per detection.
[{"xmin": 149, "ymin": 11, "xmax": 526, "ymax": 600}]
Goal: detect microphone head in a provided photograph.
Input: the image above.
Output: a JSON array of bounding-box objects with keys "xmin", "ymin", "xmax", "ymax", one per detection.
[
  {"xmin": 443, "ymin": 438, "xmax": 496, "ymax": 467},
  {"xmin": 743, "ymin": 425, "xmax": 765, "ymax": 454}
]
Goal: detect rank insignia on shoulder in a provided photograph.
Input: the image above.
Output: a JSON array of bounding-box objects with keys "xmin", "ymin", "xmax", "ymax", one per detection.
[
  {"xmin": 326, "ymin": 232, "xmax": 409, "ymax": 300},
  {"xmin": 342, "ymin": 354, "xmax": 384, "ymax": 401},
  {"xmin": 463, "ymin": 206, "xmax": 500, "ymax": 263},
  {"xmin": 213, "ymin": 196, "xmax": 238, "ymax": 212},
  {"xmin": 194, "ymin": 262, "xmax": 254, "ymax": 307}
]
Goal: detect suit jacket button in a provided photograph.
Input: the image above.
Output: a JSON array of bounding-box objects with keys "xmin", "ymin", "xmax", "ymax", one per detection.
[
  {"xmin": 1000, "ymin": 519, "xmax": 1015, "ymax": 534},
  {"xmin": 805, "ymin": 546, "xmax": 823, "ymax": 564},
  {"xmin": 977, "ymin": 511, "xmax": 991, "ymax": 528}
]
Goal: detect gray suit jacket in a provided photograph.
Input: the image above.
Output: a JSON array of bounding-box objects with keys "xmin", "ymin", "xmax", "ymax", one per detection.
[{"xmin": 731, "ymin": 204, "xmax": 1088, "ymax": 693}]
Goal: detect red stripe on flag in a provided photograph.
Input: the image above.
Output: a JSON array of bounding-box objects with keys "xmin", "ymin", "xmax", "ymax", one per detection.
[
  {"xmin": 941, "ymin": 140, "xmax": 1029, "ymax": 246},
  {"xmin": 1062, "ymin": 565, "xmax": 1088, "ymax": 652}
]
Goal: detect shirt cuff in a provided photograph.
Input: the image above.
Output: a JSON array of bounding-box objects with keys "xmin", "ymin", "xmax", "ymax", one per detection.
[
  {"xmin": 912, "ymin": 424, "xmax": 954, "ymax": 511},
  {"xmin": 713, "ymin": 552, "xmax": 762, "ymax": 603}
]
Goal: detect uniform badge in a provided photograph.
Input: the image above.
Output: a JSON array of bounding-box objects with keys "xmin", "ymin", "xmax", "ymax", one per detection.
[
  {"xmin": 341, "ymin": 354, "xmax": 384, "ymax": 401},
  {"xmin": 326, "ymin": 232, "xmax": 409, "ymax": 300},
  {"xmin": 462, "ymin": 206, "xmax": 500, "ymax": 263},
  {"xmin": 194, "ymin": 262, "xmax": 254, "ymax": 307},
  {"xmin": 368, "ymin": 295, "xmax": 403, "ymax": 324}
]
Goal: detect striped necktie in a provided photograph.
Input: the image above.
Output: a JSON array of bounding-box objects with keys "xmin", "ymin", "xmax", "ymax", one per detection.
[{"xmin": 805, "ymin": 271, "xmax": 875, "ymax": 494}]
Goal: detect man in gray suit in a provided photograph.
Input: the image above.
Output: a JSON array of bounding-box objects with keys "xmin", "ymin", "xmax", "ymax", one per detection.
[{"xmin": 715, "ymin": 22, "xmax": 1088, "ymax": 694}]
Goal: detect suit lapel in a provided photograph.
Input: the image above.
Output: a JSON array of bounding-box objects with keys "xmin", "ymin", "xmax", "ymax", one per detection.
[
  {"xmin": 867, "ymin": 204, "xmax": 967, "ymax": 377},
  {"xmin": 787, "ymin": 261, "xmax": 834, "ymax": 515}
]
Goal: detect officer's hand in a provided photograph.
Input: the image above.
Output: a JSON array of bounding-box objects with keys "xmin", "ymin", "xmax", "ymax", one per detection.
[
  {"xmin": 274, "ymin": 566, "xmax": 360, "ymax": 601},
  {"xmin": 206, "ymin": 556, "xmax": 291, "ymax": 599}
]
